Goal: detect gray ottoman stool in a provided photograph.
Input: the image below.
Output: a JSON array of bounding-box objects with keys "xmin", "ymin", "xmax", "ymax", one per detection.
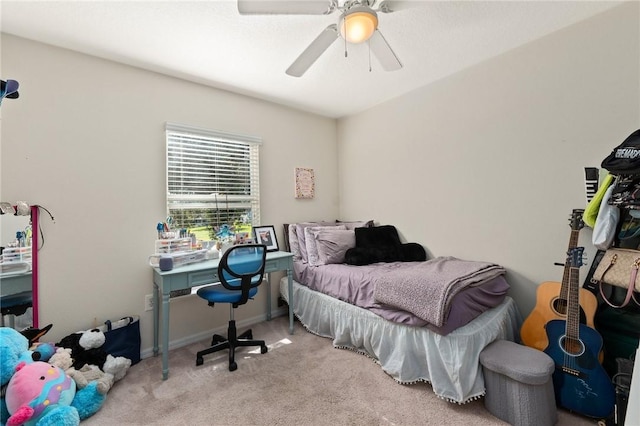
[{"xmin": 480, "ymin": 339, "xmax": 557, "ymax": 426}]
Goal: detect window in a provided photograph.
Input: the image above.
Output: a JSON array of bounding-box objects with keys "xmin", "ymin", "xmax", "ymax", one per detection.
[{"xmin": 165, "ymin": 122, "xmax": 261, "ymax": 243}]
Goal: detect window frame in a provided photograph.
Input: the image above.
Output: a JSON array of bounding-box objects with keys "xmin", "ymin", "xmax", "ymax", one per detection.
[{"xmin": 165, "ymin": 122, "xmax": 261, "ymax": 242}]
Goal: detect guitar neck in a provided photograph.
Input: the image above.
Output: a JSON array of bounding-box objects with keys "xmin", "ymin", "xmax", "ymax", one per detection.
[
  {"xmin": 566, "ymin": 257, "xmax": 582, "ymax": 341},
  {"xmin": 560, "ymin": 229, "xmax": 581, "ymax": 300}
]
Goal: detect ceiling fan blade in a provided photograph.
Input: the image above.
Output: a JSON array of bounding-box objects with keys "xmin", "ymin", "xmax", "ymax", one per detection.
[
  {"xmin": 369, "ymin": 30, "xmax": 402, "ymax": 71},
  {"xmin": 238, "ymin": 0, "xmax": 334, "ymax": 15},
  {"xmin": 376, "ymin": 1, "xmax": 417, "ymax": 13},
  {"xmin": 286, "ymin": 24, "xmax": 339, "ymax": 77}
]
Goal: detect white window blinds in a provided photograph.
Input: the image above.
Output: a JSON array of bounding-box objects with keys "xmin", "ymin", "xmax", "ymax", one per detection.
[{"xmin": 165, "ymin": 122, "xmax": 261, "ymax": 237}]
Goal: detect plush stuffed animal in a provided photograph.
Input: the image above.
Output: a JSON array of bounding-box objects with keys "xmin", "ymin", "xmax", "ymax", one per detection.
[
  {"xmin": 13, "ymin": 342, "xmax": 57, "ymax": 368},
  {"xmin": 0, "ymin": 328, "xmax": 30, "ymax": 425},
  {"xmin": 56, "ymin": 329, "xmax": 130, "ymax": 382},
  {"xmin": 68, "ymin": 382, "xmax": 105, "ymax": 421},
  {"xmin": 30, "ymin": 343, "xmax": 56, "ymax": 362},
  {"xmin": 0, "ymin": 327, "xmax": 107, "ymax": 426},
  {"xmin": 68, "ymin": 365, "xmax": 114, "ymax": 396},
  {"xmin": 19, "ymin": 324, "xmax": 53, "ymax": 348},
  {"xmin": 57, "ymin": 329, "xmax": 107, "ymax": 371},
  {"xmin": 5, "ymin": 361, "xmax": 78, "ymax": 426},
  {"xmin": 344, "ymin": 225, "xmax": 427, "ymax": 265},
  {"xmin": 102, "ymin": 355, "xmax": 130, "ymax": 382},
  {"xmin": 49, "ymin": 348, "xmax": 74, "ymax": 371},
  {"xmin": 49, "ymin": 349, "xmax": 113, "ymax": 396}
]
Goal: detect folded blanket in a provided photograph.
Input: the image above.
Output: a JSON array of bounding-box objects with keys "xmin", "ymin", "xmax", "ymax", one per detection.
[{"xmin": 373, "ymin": 256, "xmax": 506, "ymax": 327}]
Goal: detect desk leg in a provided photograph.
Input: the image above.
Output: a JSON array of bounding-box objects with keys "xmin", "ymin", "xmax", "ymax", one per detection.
[
  {"xmin": 152, "ymin": 284, "xmax": 159, "ymax": 357},
  {"xmin": 266, "ymin": 272, "xmax": 272, "ymax": 321},
  {"xmin": 287, "ymin": 268, "xmax": 294, "ymax": 334},
  {"xmin": 161, "ymin": 292, "xmax": 170, "ymax": 380}
]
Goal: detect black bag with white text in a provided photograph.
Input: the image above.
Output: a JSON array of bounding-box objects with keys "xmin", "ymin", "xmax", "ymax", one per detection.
[{"xmin": 602, "ymin": 129, "xmax": 640, "ymax": 175}]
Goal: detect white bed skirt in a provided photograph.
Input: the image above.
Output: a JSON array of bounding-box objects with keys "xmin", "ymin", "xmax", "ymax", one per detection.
[{"xmin": 279, "ymin": 277, "xmax": 522, "ymax": 404}]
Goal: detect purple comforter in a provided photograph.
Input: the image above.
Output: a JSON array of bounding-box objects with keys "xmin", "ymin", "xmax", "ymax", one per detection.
[
  {"xmin": 373, "ymin": 257, "xmax": 506, "ymax": 327},
  {"xmin": 294, "ymin": 260, "xmax": 509, "ymax": 335}
]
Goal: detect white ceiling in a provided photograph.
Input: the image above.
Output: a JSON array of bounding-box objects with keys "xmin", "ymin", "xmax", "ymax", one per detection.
[{"xmin": 0, "ymin": 0, "xmax": 623, "ymax": 118}]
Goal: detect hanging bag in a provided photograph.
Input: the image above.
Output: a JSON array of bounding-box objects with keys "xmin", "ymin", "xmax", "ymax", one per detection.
[
  {"xmin": 584, "ymin": 174, "xmax": 615, "ymax": 228},
  {"xmin": 601, "ymin": 129, "xmax": 640, "ymax": 175},
  {"xmin": 591, "ymin": 248, "xmax": 640, "ymax": 308},
  {"xmin": 100, "ymin": 316, "xmax": 141, "ymax": 365},
  {"xmin": 592, "ymin": 182, "xmax": 620, "ymax": 250}
]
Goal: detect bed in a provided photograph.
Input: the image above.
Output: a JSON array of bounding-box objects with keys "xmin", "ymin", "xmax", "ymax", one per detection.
[{"xmin": 279, "ymin": 221, "xmax": 522, "ymax": 404}]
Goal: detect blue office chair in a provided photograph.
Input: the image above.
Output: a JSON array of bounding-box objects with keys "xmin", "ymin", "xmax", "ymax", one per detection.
[{"xmin": 196, "ymin": 244, "xmax": 268, "ymax": 371}]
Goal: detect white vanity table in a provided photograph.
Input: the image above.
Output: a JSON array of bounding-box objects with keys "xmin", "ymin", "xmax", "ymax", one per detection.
[
  {"xmin": 0, "ymin": 206, "xmax": 39, "ymax": 327},
  {"xmin": 1, "ymin": 270, "xmax": 32, "ymax": 295}
]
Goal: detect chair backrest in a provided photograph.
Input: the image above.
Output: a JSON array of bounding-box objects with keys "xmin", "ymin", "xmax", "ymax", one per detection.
[{"xmin": 219, "ymin": 244, "xmax": 267, "ymax": 306}]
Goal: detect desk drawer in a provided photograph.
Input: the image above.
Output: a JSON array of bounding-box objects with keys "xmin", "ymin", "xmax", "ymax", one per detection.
[
  {"xmin": 188, "ymin": 270, "xmax": 218, "ymax": 287},
  {"xmin": 265, "ymin": 258, "xmax": 290, "ymax": 272}
]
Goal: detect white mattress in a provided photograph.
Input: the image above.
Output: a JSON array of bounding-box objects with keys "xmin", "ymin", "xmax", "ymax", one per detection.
[{"xmin": 280, "ymin": 277, "xmax": 522, "ymax": 404}]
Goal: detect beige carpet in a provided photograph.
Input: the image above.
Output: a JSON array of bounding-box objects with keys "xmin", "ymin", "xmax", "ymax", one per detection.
[{"xmin": 83, "ymin": 316, "xmax": 597, "ymax": 425}]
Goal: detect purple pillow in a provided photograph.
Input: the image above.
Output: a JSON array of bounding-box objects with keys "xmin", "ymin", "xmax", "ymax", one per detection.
[
  {"xmin": 305, "ymin": 226, "xmax": 347, "ymax": 266},
  {"xmin": 295, "ymin": 221, "xmax": 335, "ymax": 263},
  {"xmin": 288, "ymin": 224, "xmax": 301, "ymax": 260},
  {"xmin": 314, "ymin": 229, "xmax": 356, "ymax": 265}
]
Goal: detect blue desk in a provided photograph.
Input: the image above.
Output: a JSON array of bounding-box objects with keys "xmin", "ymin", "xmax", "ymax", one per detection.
[{"xmin": 151, "ymin": 250, "xmax": 294, "ymax": 380}]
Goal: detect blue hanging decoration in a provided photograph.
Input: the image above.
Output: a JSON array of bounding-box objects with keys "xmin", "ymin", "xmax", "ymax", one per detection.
[
  {"xmin": 0, "ymin": 79, "xmax": 20, "ymax": 106},
  {"xmin": 215, "ymin": 224, "xmax": 236, "ymax": 241},
  {"xmin": 213, "ymin": 194, "xmax": 235, "ymax": 243}
]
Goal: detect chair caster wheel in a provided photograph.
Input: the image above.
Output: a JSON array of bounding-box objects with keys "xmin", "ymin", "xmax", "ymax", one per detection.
[
  {"xmin": 229, "ymin": 362, "xmax": 237, "ymax": 371},
  {"xmin": 196, "ymin": 357, "xmax": 203, "ymax": 366},
  {"xmin": 261, "ymin": 345, "xmax": 268, "ymax": 354}
]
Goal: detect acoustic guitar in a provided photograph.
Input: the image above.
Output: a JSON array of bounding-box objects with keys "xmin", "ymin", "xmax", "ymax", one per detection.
[
  {"xmin": 520, "ymin": 209, "xmax": 598, "ymax": 352},
  {"xmin": 544, "ymin": 247, "xmax": 615, "ymax": 419}
]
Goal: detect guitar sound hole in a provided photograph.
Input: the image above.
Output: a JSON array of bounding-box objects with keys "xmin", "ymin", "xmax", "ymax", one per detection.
[
  {"xmin": 560, "ymin": 336, "xmax": 585, "ymax": 357},
  {"xmin": 552, "ymin": 299, "xmax": 588, "ymax": 324}
]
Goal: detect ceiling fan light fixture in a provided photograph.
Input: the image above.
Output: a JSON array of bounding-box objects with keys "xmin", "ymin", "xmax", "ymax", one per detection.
[{"xmin": 339, "ymin": 7, "xmax": 378, "ymax": 44}]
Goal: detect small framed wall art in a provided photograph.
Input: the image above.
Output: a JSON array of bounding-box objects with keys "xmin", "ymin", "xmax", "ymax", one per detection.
[
  {"xmin": 295, "ymin": 167, "xmax": 315, "ymax": 199},
  {"xmin": 253, "ymin": 225, "xmax": 279, "ymax": 252}
]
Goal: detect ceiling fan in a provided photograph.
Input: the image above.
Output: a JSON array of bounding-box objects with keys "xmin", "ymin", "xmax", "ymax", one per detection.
[{"xmin": 238, "ymin": 0, "xmax": 405, "ymax": 77}]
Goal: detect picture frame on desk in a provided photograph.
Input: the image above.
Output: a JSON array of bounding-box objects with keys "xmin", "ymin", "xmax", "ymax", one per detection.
[{"xmin": 254, "ymin": 225, "xmax": 279, "ymax": 252}]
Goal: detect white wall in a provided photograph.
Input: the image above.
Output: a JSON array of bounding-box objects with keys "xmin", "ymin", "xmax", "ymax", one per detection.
[
  {"xmin": 337, "ymin": 3, "xmax": 640, "ymax": 317},
  {"xmin": 0, "ymin": 34, "xmax": 339, "ymax": 349}
]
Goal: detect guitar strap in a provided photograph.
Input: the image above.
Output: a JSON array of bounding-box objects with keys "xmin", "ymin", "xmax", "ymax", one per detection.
[{"xmin": 583, "ymin": 250, "xmax": 605, "ymax": 293}]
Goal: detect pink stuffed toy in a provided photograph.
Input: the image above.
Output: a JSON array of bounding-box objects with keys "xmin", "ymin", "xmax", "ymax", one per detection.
[{"xmin": 5, "ymin": 361, "xmax": 76, "ymax": 426}]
